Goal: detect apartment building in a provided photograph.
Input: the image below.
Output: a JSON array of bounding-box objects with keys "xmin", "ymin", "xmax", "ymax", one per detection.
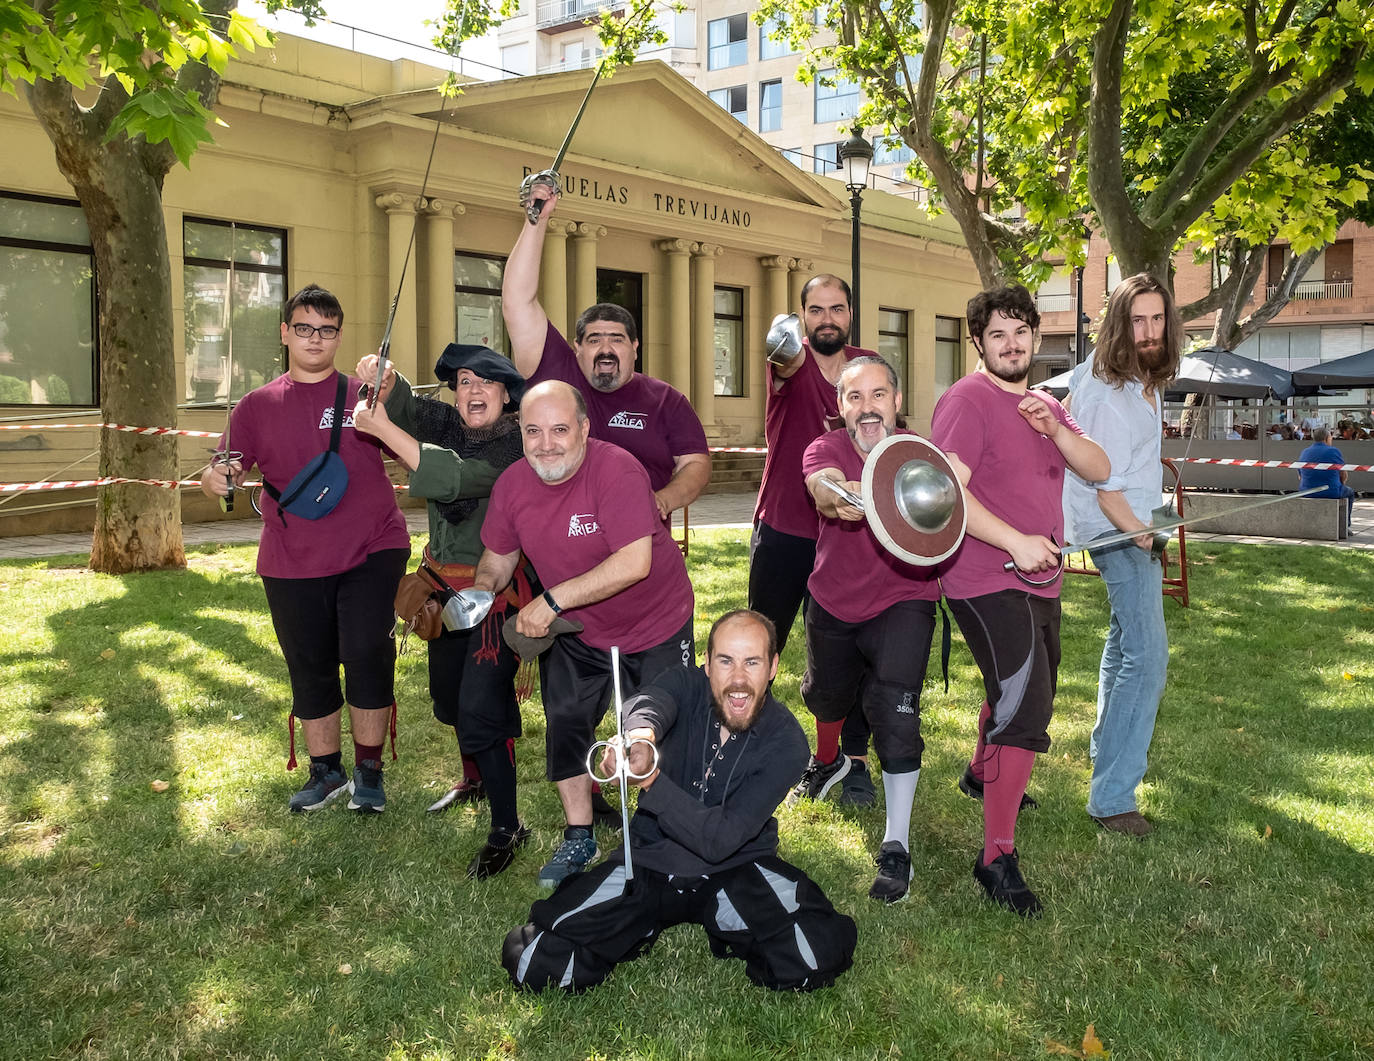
[
  {"xmin": 1033, "ymin": 223, "xmax": 1374, "ymax": 400},
  {"xmin": 494, "ymin": 1, "xmax": 924, "ymax": 198}
]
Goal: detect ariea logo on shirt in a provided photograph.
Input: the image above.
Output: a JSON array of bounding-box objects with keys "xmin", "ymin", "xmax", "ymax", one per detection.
[
  {"xmin": 568, "ymin": 513, "xmax": 600, "ymax": 537},
  {"xmin": 319, "ymin": 407, "xmax": 355, "ymax": 429},
  {"xmin": 607, "ymin": 410, "xmax": 647, "ymax": 430}
]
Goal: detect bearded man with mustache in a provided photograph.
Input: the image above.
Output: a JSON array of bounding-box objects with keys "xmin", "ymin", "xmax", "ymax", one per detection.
[
  {"xmin": 1064, "ymin": 273, "xmax": 1183, "ymax": 838},
  {"xmin": 501, "ymin": 610, "xmax": 856, "ymax": 994}
]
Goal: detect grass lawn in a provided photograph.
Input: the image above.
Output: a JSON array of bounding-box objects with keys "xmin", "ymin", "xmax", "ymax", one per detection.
[{"xmin": 1, "ymin": 529, "xmax": 1372, "ymax": 1060}]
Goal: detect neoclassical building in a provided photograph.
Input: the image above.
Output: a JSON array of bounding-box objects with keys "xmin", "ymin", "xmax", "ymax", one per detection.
[{"xmin": 0, "ymin": 33, "xmax": 980, "ymax": 534}]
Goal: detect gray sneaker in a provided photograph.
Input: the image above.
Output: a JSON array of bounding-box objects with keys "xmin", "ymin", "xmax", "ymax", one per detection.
[
  {"xmin": 347, "ymin": 759, "xmax": 386, "ymax": 814},
  {"xmin": 786, "ymin": 753, "xmax": 851, "ymax": 806},
  {"xmin": 536, "ymin": 828, "xmax": 598, "ymax": 890},
  {"xmin": 837, "ymin": 759, "xmax": 877, "ymax": 808},
  {"xmin": 288, "ymin": 760, "xmax": 349, "ymax": 813}
]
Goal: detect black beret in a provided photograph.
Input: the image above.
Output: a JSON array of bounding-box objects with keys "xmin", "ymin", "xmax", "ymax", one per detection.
[{"xmin": 434, "ymin": 344, "xmax": 526, "ymax": 410}]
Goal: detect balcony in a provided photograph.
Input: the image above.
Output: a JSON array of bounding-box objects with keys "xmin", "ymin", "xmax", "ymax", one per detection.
[
  {"xmin": 1268, "ymin": 278, "xmax": 1354, "ymax": 301},
  {"xmin": 1035, "ymin": 293, "xmax": 1074, "ymax": 313},
  {"xmin": 536, "ymin": 0, "xmax": 623, "ymax": 32}
]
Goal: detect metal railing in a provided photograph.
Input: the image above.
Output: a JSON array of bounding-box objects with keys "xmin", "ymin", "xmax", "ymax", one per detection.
[
  {"xmin": 1034, "ymin": 293, "xmax": 1074, "ymax": 313},
  {"xmin": 1267, "ymin": 278, "xmax": 1354, "ymax": 301},
  {"xmin": 536, "ymin": 0, "xmax": 622, "ymax": 28}
]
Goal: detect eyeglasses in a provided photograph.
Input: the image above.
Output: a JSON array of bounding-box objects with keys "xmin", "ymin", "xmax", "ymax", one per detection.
[{"xmin": 289, "ymin": 323, "xmax": 341, "ymax": 340}]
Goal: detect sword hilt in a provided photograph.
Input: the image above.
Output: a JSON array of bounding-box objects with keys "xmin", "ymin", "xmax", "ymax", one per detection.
[{"xmin": 520, "ymin": 170, "xmax": 562, "ymax": 225}]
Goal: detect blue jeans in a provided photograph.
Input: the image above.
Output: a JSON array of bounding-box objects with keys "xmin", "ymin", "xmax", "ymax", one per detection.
[{"xmin": 1086, "ymin": 537, "xmax": 1169, "ymax": 818}]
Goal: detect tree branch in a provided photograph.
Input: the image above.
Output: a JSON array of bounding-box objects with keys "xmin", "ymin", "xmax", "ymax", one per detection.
[{"xmin": 1230, "ymin": 245, "xmax": 1323, "ymax": 347}]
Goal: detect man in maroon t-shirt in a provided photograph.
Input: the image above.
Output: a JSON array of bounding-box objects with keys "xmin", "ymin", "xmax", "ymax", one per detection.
[
  {"xmin": 503, "ymin": 180, "xmax": 710, "ymax": 519},
  {"xmin": 931, "ymin": 285, "xmax": 1108, "ymax": 918},
  {"xmin": 752, "ymin": 273, "xmax": 878, "ymax": 805},
  {"xmin": 796, "ymin": 356, "xmax": 941, "ymax": 906},
  {"xmin": 475, "ymin": 381, "xmax": 695, "ymax": 890}
]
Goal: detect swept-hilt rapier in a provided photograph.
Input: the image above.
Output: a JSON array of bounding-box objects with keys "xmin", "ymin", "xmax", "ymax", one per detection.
[{"xmin": 586, "ymin": 645, "xmax": 658, "ymax": 881}]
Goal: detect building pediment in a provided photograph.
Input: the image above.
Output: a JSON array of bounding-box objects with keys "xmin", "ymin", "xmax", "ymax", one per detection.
[{"xmin": 409, "ymin": 61, "xmax": 840, "ymax": 214}]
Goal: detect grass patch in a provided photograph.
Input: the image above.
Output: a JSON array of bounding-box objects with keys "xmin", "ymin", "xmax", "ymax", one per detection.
[{"xmin": 1, "ymin": 531, "xmax": 1372, "ymax": 1059}]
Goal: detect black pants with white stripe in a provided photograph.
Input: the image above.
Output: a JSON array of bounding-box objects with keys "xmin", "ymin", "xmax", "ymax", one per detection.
[{"xmin": 502, "ymin": 857, "xmax": 856, "ymax": 993}]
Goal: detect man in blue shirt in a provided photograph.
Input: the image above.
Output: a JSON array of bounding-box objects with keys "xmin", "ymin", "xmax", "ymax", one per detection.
[{"xmin": 1298, "ymin": 426, "xmax": 1355, "ymax": 531}]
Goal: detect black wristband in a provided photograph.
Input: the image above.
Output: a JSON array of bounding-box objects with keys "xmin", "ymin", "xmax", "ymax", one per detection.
[{"xmin": 543, "ymin": 589, "xmax": 562, "ymax": 615}]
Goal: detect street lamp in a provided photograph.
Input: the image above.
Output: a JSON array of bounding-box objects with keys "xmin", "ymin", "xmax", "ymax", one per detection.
[{"xmin": 838, "ymin": 129, "xmax": 873, "ymax": 345}]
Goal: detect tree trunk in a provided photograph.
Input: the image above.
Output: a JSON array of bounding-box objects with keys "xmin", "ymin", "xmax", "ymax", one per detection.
[{"xmin": 27, "ymin": 81, "xmax": 186, "ymax": 573}]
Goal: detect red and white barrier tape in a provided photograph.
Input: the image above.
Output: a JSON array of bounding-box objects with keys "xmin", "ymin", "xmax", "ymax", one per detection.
[
  {"xmin": 0, "ymin": 422, "xmax": 222, "ymax": 438},
  {"xmin": 709, "ymin": 446, "xmax": 767, "ymax": 453},
  {"xmin": 1178, "ymin": 456, "xmax": 1374, "ymax": 472}
]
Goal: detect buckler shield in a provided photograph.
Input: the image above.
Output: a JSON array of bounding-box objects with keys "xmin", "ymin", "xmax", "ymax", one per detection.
[{"xmin": 858, "ymin": 434, "xmax": 967, "ymax": 566}]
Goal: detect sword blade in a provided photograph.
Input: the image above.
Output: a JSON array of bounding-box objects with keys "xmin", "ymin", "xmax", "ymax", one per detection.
[
  {"xmin": 610, "ymin": 645, "xmax": 633, "ymax": 881},
  {"xmin": 1063, "ymin": 486, "xmax": 1324, "ymax": 553}
]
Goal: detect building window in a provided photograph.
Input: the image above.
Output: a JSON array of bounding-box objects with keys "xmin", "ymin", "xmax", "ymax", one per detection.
[
  {"xmin": 873, "ymin": 136, "xmax": 914, "ymax": 166},
  {"xmin": 183, "ymin": 218, "xmax": 287, "ymax": 405},
  {"xmin": 814, "ymin": 69, "xmax": 860, "ymax": 124},
  {"xmin": 707, "ymin": 13, "xmax": 748, "ymax": 70},
  {"xmin": 714, "ymin": 286, "xmax": 745, "ymax": 397},
  {"xmin": 814, "ymin": 142, "xmax": 841, "ymax": 174},
  {"xmin": 935, "ymin": 315, "xmax": 963, "ymax": 399},
  {"xmin": 454, "ymin": 252, "xmax": 508, "ymax": 353},
  {"xmin": 709, "ymin": 85, "xmax": 747, "ymax": 124},
  {"xmin": 759, "ymin": 79, "xmax": 782, "ymax": 132},
  {"xmin": 782, "ymin": 147, "xmax": 805, "ymax": 168},
  {"xmin": 877, "ymin": 309, "xmax": 909, "ymax": 410},
  {"xmin": 0, "ymin": 192, "xmax": 96, "ymax": 406},
  {"xmin": 1034, "ymin": 266, "xmax": 1073, "ymax": 313},
  {"xmin": 759, "ymin": 13, "xmax": 796, "ymax": 60},
  {"xmin": 500, "ymin": 42, "xmax": 531, "ymax": 77}
]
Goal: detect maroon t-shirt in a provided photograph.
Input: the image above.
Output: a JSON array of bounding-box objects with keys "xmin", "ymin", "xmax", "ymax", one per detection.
[
  {"xmin": 802, "ymin": 428, "xmax": 941, "ymax": 623},
  {"xmin": 753, "ymin": 342, "xmax": 873, "ymax": 539},
  {"xmin": 224, "ymin": 371, "xmax": 410, "ymax": 579},
  {"xmin": 531, "ymin": 322, "xmax": 708, "ymax": 492},
  {"xmin": 930, "ymin": 372, "xmax": 1082, "ymax": 599},
  {"xmin": 481, "ymin": 439, "xmax": 694, "ymax": 652}
]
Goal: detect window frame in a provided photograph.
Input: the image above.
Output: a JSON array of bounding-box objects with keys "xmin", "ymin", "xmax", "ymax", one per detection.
[
  {"xmin": 707, "ymin": 13, "xmax": 748, "ymax": 70},
  {"xmin": 713, "ymin": 284, "xmax": 746, "ymax": 398}
]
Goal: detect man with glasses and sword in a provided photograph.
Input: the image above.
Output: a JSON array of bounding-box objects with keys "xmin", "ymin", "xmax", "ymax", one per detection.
[
  {"xmin": 501, "ymin": 609, "xmax": 856, "ymax": 994},
  {"xmin": 200, "ymin": 284, "xmax": 410, "ymax": 814},
  {"xmin": 930, "ymin": 285, "xmax": 1109, "ymax": 917}
]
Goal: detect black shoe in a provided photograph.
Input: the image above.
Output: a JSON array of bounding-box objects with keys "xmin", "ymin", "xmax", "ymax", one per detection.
[
  {"xmin": 972, "ymin": 848, "xmax": 1042, "ymax": 918},
  {"xmin": 869, "ymin": 840, "xmax": 913, "ymax": 904},
  {"xmin": 467, "ymin": 823, "xmax": 531, "ymax": 880},
  {"xmin": 427, "ymin": 777, "xmax": 486, "ymax": 813},
  {"xmin": 958, "ymin": 764, "xmax": 1039, "ymax": 810},
  {"xmin": 785, "ymin": 753, "xmax": 852, "ymax": 806},
  {"xmin": 837, "ymin": 759, "xmax": 877, "ymax": 808},
  {"xmin": 590, "ymin": 789, "xmax": 623, "ymax": 830}
]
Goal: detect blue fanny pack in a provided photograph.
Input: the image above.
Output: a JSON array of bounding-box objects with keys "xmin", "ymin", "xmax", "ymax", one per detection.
[{"xmin": 263, "ymin": 374, "xmax": 350, "ymax": 525}]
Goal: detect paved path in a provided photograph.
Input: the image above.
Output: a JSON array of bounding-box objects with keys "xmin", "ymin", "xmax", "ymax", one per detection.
[{"xmin": 0, "ymin": 492, "xmax": 1368, "ymax": 560}]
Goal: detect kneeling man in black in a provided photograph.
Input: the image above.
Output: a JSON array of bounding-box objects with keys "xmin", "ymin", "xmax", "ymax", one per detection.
[{"xmin": 501, "ymin": 609, "xmax": 856, "ymax": 993}]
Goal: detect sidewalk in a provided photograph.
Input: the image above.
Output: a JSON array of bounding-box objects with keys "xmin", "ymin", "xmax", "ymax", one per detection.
[{"xmin": 0, "ymin": 492, "xmax": 1367, "ymax": 560}]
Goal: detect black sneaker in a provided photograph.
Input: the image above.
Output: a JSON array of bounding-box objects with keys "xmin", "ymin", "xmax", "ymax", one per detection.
[
  {"xmin": 786, "ymin": 754, "xmax": 852, "ymax": 806},
  {"xmin": 347, "ymin": 759, "xmax": 386, "ymax": 814},
  {"xmin": 838, "ymin": 759, "xmax": 877, "ymax": 808},
  {"xmin": 869, "ymin": 840, "xmax": 913, "ymax": 904},
  {"xmin": 590, "ymin": 789, "xmax": 623, "ymax": 830},
  {"xmin": 972, "ymin": 848, "xmax": 1042, "ymax": 918},
  {"xmin": 957, "ymin": 764, "xmax": 1039, "ymax": 810},
  {"xmin": 467, "ymin": 822, "xmax": 531, "ymax": 880},
  {"xmin": 288, "ymin": 760, "xmax": 349, "ymax": 813}
]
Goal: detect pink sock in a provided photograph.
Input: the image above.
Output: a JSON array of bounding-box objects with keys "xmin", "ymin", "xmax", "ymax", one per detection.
[
  {"xmin": 969, "ymin": 701, "xmax": 992, "ymax": 780},
  {"xmin": 506, "ymin": 737, "xmax": 516, "ymax": 768},
  {"xmin": 461, "ymin": 753, "xmax": 481, "ymax": 782},
  {"xmin": 815, "ymin": 720, "xmax": 844, "ymax": 764},
  {"xmin": 982, "ymin": 744, "xmax": 1036, "ymax": 864}
]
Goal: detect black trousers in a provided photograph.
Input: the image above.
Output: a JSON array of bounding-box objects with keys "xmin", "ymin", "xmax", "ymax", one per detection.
[
  {"xmin": 748, "ymin": 520, "xmax": 872, "ymax": 755},
  {"xmin": 502, "ymin": 857, "xmax": 856, "ymax": 993}
]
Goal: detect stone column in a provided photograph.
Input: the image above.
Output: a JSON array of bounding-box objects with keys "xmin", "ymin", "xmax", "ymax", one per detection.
[
  {"xmin": 691, "ymin": 242, "xmax": 723, "ymax": 430},
  {"xmin": 423, "ymin": 198, "xmax": 464, "ymax": 384},
  {"xmin": 541, "ymin": 219, "xmax": 573, "ymax": 338},
  {"xmin": 654, "ymin": 238, "xmax": 694, "ymax": 396},
  {"xmin": 758, "ymin": 255, "xmax": 797, "ymax": 428},
  {"xmin": 789, "ymin": 258, "xmax": 814, "ymax": 314},
  {"xmin": 375, "ymin": 191, "xmax": 421, "ymax": 382},
  {"xmin": 569, "ymin": 222, "xmax": 606, "ymax": 325}
]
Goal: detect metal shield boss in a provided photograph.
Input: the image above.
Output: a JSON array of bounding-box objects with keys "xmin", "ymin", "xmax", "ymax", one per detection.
[{"xmin": 859, "ymin": 433, "xmax": 967, "ymax": 566}]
